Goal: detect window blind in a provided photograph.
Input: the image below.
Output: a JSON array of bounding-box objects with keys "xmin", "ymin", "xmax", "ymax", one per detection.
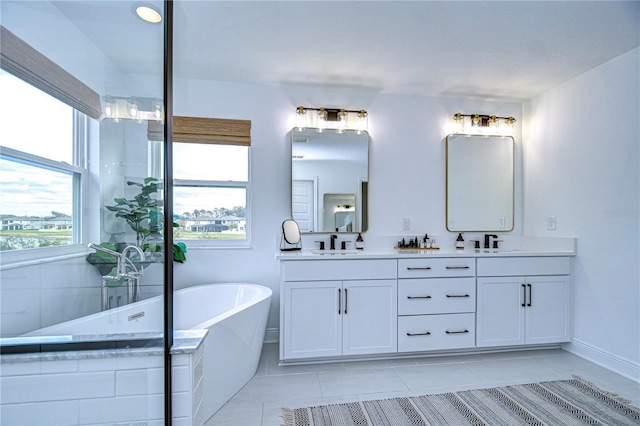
[
  {"xmin": 173, "ymin": 116, "xmax": 251, "ymax": 146},
  {"xmin": 0, "ymin": 26, "xmax": 102, "ymax": 119}
]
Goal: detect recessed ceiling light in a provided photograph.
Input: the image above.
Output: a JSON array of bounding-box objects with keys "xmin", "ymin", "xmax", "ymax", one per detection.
[{"xmin": 135, "ymin": 5, "xmax": 162, "ymax": 23}]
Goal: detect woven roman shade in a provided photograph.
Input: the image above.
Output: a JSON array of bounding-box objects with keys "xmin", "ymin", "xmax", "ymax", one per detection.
[
  {"xmin": 0, "ymin": 25, "xmax": 102, "ymax": 119},
  {"xmin": 173, "ymin": 116, "xmax": 251, "ymax": 146}
]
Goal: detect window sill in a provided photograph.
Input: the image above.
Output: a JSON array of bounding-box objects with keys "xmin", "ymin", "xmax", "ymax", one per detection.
[
  {"xmin": 0, "ymin": 244, "xmax": 89, "ymax": 270},
  {"xmin": 177, "ymin": 240, "xmax": 251, "ymax": 250}
]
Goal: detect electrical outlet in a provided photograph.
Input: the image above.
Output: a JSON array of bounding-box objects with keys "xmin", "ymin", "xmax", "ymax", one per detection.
[
  {"xmin": 547, "ymin": 216, "xmax": 557, "ymax": 230},
  {"xmin": 499, "ymin": 217, "xmax": 505, "ymax": 229},
  {"xmin": 402, "ymin": 217, "xmax": 410, "ymax": 230}
]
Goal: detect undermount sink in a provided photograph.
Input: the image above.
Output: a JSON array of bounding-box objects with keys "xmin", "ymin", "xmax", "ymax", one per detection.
[{"xmin": 311, "ymin": 249, "xmax": 363, "ymax": 255}]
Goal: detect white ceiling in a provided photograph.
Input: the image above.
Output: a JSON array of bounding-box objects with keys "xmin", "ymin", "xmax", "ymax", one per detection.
[{"xmin": 55, "ymin": 1, "xmax": 639, "ymax": 102}]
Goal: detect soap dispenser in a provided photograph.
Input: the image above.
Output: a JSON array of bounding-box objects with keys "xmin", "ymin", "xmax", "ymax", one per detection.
[
  {"xmin": 355, "ymin": 233, "xmax": 364, "ymax": 250},
  {"xmin": 456, "ymin": 233, "xmax": 465, "ymax": 250}
]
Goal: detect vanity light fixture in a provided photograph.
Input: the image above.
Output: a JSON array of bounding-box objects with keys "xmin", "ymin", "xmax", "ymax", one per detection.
[
  {"xmin": 451, "ymin": 112, "xmax": 516, "ymax": 136},
  {"xmin": 101, "ymin": 95, "xmax": 164, "ymax": 122},
  {"xmin": 295, "ymin": 106, "xmax": 369, "ymax": 133}
]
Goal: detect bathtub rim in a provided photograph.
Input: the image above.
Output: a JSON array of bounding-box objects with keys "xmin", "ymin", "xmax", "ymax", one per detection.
[
  {"xmin": 1, "ymin": 282, "xmax": 272, "ymax": 361},
  {"xmin": 179, "ymin": 282, "xmax": 272, "ymax": 330}
]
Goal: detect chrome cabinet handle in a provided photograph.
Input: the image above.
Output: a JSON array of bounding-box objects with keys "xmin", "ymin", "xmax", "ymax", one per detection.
[
  {"xmin": 445, "ymin": 266, "xmax": 470, "ymax": 270},
  {"xmin": 445, "ymin": 330, "xmax": 469, "ymax": 334},
  {"xmin": 446, "ymin": 294, "xmax": 470, "ymax": 298},
  {"xmin": 522, "ymin": 284, "xmax": 526, "ymax": 307},
  {"xmin": 407, "ymin": 267, "xmax": 432, "ymax": 270},
  {"xmin": 407, "ymin": 295, "xmax": 432, "ymax": 299},
  {"xmin": 406, "ymin": 331, "xmax": 431, "ymax": 336}
]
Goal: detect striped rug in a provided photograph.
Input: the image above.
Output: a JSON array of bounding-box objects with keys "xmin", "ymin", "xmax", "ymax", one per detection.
[{"xmin": 282, "ymin": 377, "xmax": 640, "ymax": 425}]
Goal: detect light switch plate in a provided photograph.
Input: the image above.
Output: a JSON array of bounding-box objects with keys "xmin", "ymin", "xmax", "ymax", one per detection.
[
  {"xmin": 402, "ymin": 217, "xmax": 410, "ymax": 230},
  {"xmin": 547, "ymin": 216, "xmax": 557, "ymax": 230}
]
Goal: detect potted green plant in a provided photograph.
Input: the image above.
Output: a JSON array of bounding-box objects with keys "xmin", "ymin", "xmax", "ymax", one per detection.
[{"xmin": 87, "ymin": 177, "xmax": 186, "ymax": 280}]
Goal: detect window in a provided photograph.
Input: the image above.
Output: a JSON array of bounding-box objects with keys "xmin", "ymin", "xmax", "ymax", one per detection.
[
  {"xmin": 0, "ymin": 70, "xmax": 87, "ymax": 252},
  {"xmin": 172, "ymin": 116, "xmax": 251, "ymax": 246}
]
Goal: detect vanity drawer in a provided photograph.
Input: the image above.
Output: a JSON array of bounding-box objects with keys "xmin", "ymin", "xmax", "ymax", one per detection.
[
  {"xmin": 398, "ymin": 258, "xmax": 475, "ymax": 278},
  {"xmin": 282, "ymin": 259, "xmax": 397, "ymax": 281},
  {"xmin": 398, "ymin": 278, "xmax": 475, "ymax": 315},
  {"xmin": 477, "ymin": 256, "xmax": 571, "ymax": 277},
  {"xmin": 398, "ymin": 313, "xmax": 475, "ymax": 352}
]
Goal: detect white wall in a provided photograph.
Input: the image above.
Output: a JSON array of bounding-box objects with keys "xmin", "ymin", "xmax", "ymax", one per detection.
[
  {"xmin": 172, "ymin": 77, "xmax": 522, "ymax": 337},
  {"xmin": 524, "ymin": 48, "xmax": 639, "ymax": 378}
]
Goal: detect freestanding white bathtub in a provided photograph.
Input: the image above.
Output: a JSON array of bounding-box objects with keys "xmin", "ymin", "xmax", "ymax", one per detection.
[{"xmin": 16, "ymin": 283, "xmax": 272, "ymax": 424}]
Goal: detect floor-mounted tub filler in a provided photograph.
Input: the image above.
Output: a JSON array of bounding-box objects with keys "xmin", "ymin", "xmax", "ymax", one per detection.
[{"xmin": 1, "ymin": 283, "xmax": 272, "ymax": 425}]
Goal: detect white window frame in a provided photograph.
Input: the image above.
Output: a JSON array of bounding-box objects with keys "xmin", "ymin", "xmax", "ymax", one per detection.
[
  {"xmin": 0, "ymin": 111, "xmax": 89, "ymax": 266},
  {"xmin": 173, "ymin": 147, "xmax": 252, "ymax": 249}
]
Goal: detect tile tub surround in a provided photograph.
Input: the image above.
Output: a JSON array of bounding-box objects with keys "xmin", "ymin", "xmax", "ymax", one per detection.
[
  {"xmin": 3, "ymin": 282, "xmax": 272, "ymax": 424},
  {"xmin": 0, "ymin": 336, "xmax": 205, "ymax": 425},
  {"xmin": 207, "ymin": 343, "xmax": 640, "ymax": 426}
]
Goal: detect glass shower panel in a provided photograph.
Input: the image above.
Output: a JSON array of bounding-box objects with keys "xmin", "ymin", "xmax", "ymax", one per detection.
[{"xmin": 0, "ymin": 1, "xmax": 168, "ymax": 425}]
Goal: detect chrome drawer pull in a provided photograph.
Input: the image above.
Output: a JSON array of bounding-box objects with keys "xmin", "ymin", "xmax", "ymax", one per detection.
[
  {"xmin": 407, "ymin": 295, "xmax": 432, "ymax": 299},
  {"xmin": 446, "ymin": 294, "xmax": 470, "ymax": 298},
  {"xmin": 407, "ymin": 267, "xmax": 432, "ymax": 270},
  {"xmin": 445, "ymin": 330, "xmax": 469, "ymax": 334},
  {"xmin": 445, "ymin": 266, "xmax": 470, "ymax": 270},
  {"xmin": 407, "ymin": 331, "xmax": 431, "ymax": 337}
]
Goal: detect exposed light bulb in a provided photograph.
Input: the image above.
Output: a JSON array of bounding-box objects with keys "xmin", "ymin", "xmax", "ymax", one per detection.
[
  {"xmin": 154, "ymin": 99, "xmax": 163, "ymax": 120},
  {"xmin": 355, "ymin": 110, "xmax": 368, "ymax": 134},
  {"xmin": 316, "ymin": 108, "xmax": 327, "ymax": 133},
  {"xmin": 336, "ymin": 109, "xmax": 347, "ymax": 134},
  {"xmin": 103, "ymin": 96, "xmax": 114, "ymax": 118},
  {"xmin": 295, "ymin": 106, "xmax": 307, "ymax": 130},
  {"xmin": 128, "ymin": 98, "xmax": 138, "ymax": 118}
]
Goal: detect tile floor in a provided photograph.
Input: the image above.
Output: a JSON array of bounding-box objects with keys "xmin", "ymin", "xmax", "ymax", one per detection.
[{"xmin": 206, "ymin": 343, "xmax": 640, "ymax": 426}]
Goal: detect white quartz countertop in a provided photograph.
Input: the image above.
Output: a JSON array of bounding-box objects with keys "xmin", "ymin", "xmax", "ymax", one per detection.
[
  {"xmin": 277, "ymin": 248, "xmax": 575, "ymax": 260},
  {"xmin": 276, "ymin": 236, "xmax": 577, "ymax": 260}
]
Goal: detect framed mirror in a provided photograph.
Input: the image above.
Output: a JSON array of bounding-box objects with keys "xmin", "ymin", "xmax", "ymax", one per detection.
[
  {"xmin": 446, "ymin": 134, "xmax": 514, "ymax": 231},
  {"xmin": 291, "ymin": 128, "xmax": 369, "ymax": 233}
]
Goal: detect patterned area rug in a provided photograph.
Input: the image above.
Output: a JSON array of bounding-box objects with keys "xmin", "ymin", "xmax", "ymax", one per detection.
[{"xmin": 282, "ymin": 377, "xmax": 640, "ymax": 425}]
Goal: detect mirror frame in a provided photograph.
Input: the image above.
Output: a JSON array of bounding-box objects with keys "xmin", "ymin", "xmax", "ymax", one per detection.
[
  {"xmin": 290, "ymin": 128, "xmax": 370, "ymax": 234},
  {"xmin": 446, "ymin": 133, "xmax": 515, "ymax": 232}
]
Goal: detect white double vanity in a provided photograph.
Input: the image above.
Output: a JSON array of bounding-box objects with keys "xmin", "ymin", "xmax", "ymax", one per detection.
[
  {"xmin": 282, "ymin": 127, "xmax": 574, "ymax": 364},
  {"xmin": 277, "ymin": 241, "xmax": 574, "ymax": 364}
]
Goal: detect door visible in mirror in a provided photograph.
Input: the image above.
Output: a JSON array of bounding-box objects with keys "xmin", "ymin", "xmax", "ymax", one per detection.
[
  {"xmin": 291, "ymin": 128, "xmax": 369, "ymax": 233},
  {"xmin": 446, "ymin": 134, "xmax": 514, "ymax": 231}
]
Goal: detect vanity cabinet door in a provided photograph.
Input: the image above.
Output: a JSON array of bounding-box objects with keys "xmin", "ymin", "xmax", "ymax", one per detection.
[
  {"xmin": 477, "ymin": 275, "xmax": 571, "ymax": 347},
  {"xmin": 525, "ymin": 276, "xmax": 571, "ymax": 345},
  {"xmin": 282, "ymin": 281, "xmax": 342, "ymax": 359},
  {"xmin": 476, "ymin": 277, "xmax": 526, "ymax": 347},
  {"xmin": 342, "ymin": 280, "xmax": 397, "ymax": 356}
]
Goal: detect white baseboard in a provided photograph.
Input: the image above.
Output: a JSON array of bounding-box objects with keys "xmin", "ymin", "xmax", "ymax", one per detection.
[
  {"xmin": 563, "ymin": 339, "xmax": 640, "ymax": 383},
  {"xmin": 264, "ymin": 327, "xmax": 279, "ymax": 344}
]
